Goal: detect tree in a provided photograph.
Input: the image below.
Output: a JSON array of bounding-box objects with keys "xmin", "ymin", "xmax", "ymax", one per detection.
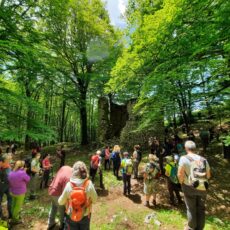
[{"xmin": 43, "ymin": 0, "xmax": 114, "ymax": 145}]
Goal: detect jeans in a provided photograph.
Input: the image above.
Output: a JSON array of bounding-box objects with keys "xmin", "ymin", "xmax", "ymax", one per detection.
[
  {"xmin": 182, "ymin": 184, "xmax": 206, "ymax": 230},
  {"xmin": 122, "ymin": 174, "xmax": 131, "ymax": 195},
  {"xmin": 113, "ymin": 162, "xmax": 120, "ymax": 179},
  {"xmin": 41, "ymin": 170, "xmax": 50, "ymax": 188},
  {"xmin": 133, "ymin": 161, "xmax": 140, "ymax": 179},
  {"xmin": 11, "ymin": 193, "xmax": 25, "ymax": 221},
  {"xmin": 0, "ymin": 186, "xmax": 12, "ymax": 218},
  {"xmin": 104, "ymin": 159, "xmax": 110, "ymax": 170},
  {"xmin": 48, "ymin": 196, "xmax": 65, "ymax": 228},
  {"xmin": 65, "ymin": 215, "xmax": 90, "ymax": 230}
]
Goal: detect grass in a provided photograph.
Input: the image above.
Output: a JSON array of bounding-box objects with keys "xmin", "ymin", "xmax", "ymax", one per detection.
[{"xmin": 4, "ymin": 143, "xmax": 229, "ymax": 230}]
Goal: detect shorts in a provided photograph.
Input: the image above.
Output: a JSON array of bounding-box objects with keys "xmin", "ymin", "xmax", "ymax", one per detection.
[{"xmin": 144, "ymin": 180, "xmax": 158, "ymax": 195}]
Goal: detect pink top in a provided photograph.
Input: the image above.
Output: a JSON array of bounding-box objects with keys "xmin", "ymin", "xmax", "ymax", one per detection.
[
  {"xmin": 48, "ymin": 166, "xmax": 72, "ymax": 197},
  {"xmin": 105, "ymin": 149, "xmax": 110, "ymax": 160}
]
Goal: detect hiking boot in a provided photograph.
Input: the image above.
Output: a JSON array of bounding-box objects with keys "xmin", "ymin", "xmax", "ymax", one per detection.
[{"xmin": 144, "ymin": 201, "xmax": 150, "ymax": 207}]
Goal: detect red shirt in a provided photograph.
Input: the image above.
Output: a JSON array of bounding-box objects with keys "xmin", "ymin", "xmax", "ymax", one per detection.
[
  {"xmin": 42, "ymin": 158, "xmax": 51, "ymax": 170},
  {"xmin": 48, "ymin": 166, "xmax": 72, "ymax": 197}
]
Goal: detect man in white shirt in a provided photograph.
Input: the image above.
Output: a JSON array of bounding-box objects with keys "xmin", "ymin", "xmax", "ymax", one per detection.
[{"xmin": 178, "ymin": 141, "xmax": 211, "ymax": 230}]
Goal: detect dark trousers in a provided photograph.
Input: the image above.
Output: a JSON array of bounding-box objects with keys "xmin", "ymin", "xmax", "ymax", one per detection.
[
  {"xmin": 133, "ymin": 161, "xmax": 140, "ymax": 179},
  {"xmin": 65, "ymin": 216, "xmax": 90, "ymax": 230},
  {"xmin": 0, "ymin": 186, "xmax": 12, "ymax": 218},
  {"xmin": 90, "ymin": 167, "xmax": 97, "ymax": 183},
  {"xmin": 41, "ymin": 170, "xmax": 50, "ymax": 188},
  {"xmin": 104, "ymin": 159, "xmax": 110, "ymax": 170},
  {"xmin": 167, "ymin": 179, "xmax": 181, "ymax": 204},
  {"xmin": 113, "ymin": 162, "xmax": 120, "ymax": 179},
  {"xmin": 122, "ymin": 174, "xmax": 131, "ymax": 195},
  {"xmin": 182, "ymin": 184, "xmax": 206, "ymax": 230}
]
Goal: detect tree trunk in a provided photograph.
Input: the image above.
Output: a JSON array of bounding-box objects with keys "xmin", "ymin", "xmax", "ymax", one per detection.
[
  {"xmin": 60, "ymin": 100, "xmax": 66, "ymax": 142},
  {"xmin": 79, "ymin": 89, "xmax": 88, "ymax": 145},
  {"xmin": 24, "ymin": 84, "xmax": 32, "ymax": 150}
]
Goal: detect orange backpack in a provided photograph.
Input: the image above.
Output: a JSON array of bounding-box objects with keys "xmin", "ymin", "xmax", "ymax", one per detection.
[{"xmin": 66, "ymin": 179, "xmax": 91, "ymax": 222}]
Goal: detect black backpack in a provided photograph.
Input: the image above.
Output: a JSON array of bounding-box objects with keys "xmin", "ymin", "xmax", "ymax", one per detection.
[{"xmin": 100, "ymin": 149, "xmax": 106, "ymax": 158}]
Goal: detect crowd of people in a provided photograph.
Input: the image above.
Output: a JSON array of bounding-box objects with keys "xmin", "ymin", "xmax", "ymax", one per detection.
[{"xmin": 0, "ymin": 133, "xmax": 211, "ymax": 230}]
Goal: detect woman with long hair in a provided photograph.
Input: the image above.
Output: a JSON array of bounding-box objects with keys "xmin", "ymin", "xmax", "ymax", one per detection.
[{"xmin": 111, "ymin": 145, "xmax": 121, "ymax": 179}]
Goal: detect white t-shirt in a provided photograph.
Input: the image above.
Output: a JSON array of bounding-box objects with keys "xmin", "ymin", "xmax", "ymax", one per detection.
[{"xmin": 179, "ymin": 153, "xmax": 210, "ymax": 185}]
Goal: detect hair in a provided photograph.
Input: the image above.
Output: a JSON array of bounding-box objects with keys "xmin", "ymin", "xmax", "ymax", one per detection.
[
  {"xmin": 14, "ymin": 160, "xmax": 25, "ymax": 171},
  {"xmin": 134, "ymin": 145, "xmax": 140, "ymax": 150},
  {"xmin": 96, "ymin": 150, "xmax": 101, "ymax": 155},
  {"xmin": 149, "ymin": 154, "xmax": 158, "ymax": 162},
  {"xmin": 113, "ymin": 145, "xmax": 120, "ymax": 152},
  {"xmin": 2, "ymin": 153, "xmax": 11, "ymax": 162},
  {"xmin": 72, "ymin": 161, "xmax": 88, "ymax": 179},
  {"xmin": 123, "ymin": 152, "xmax": 129, "ymax": 156},
  {"xmin": 165, "ymin": 156, "xmax": 173, "ymax": 163},
  {"xmin": 42, "ymin": 153, "xmax": 49, "ymax": 160},
  {"xmin": 185, "ymin": 141, "xmax": 196, "ymax": 151}
]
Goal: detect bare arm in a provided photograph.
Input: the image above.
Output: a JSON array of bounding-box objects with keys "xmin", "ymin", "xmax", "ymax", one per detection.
[{"xmin": 177, "ymin": 166, "xmax": 185, "ymax": 184}]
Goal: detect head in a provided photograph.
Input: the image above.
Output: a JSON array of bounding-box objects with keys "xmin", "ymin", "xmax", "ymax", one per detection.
[
  {"xmin": 14, "ymin": 160, "xmax": 25, "ymax": 171},
  {"xmin": 113, "ymin": 145, "xmax": 120, "ymax": 152},
  {"xmin": 149, "ymin": 154, "xmax": 158, "ymax": 162},
  {"xmin": 1, "ymin": 153, "xmax": 11, "ymax": 163},
  {"xmin": 134, "ymin": 145, "xmax": 140, "ymax": 151},
  {"xmin": 105, "ymin": 146, "xmax": 109, "ymax": 149},
  {"xmin": 35, "ymin": 152, "xmax": 41, "ymax": 160},
  {"xmin": 43, "ymin": 153, "xmax": 50, "ymax": 159},
  {"xmin": 96, "ymin": 150, "xmax": 101, "ymax": 156},
  {"xmin": 72, "ymin": 161, "xmax": 88, "ymax": 179},
  {"xmin": 165, "ymin": 156, "xmax": 173, "ymax": 164},
  {"xmin": 185, "ymin": 141, "xmax": 196, "ymax": 153},
  {"xmin": 123, "ymin": 152, "xmax": 129, "ymax": 158}
]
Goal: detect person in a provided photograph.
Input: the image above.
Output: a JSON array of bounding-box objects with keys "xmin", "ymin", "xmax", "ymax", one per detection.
[
  {"xmin": 0, "ymin": 154, "xmax": 12, "ymax": 219},
  {"xmin": 57, "ymin": 146, "xmax": 66, "ymax": 168},
  {"xmin": 111, "ymin": 145, "xmax": 121, "ymax": 179},
  {"xmin": 41, "ymin": 153, "xmax": 52, "ymax": 189},
  {"xmin": 89, "ymin": 151, "xmax": 101, "ymax": 183},
  {"xmin": 188, "ymin": 131, "xmax": 195, "ymax": 142},
  {"xmin": 29, "ymin": 152, "xmax": 42, "ymax": 200},
  {"xmin": 143, "ymin": 154, "xmax": 160, "ymax": 207},
  {"xmin": 58, "ymin": 161, "xmax": 97, "ymax": 230},
  {"xmin": 104, "ymin": 146, "xmax": 110, "ymax": 170},
  {"xmin": 47, "ymin": 166, "xmax": 72, "ymax": 230},
  {"xmin": 8, "ymin": 161, "xmax": 30, "ymax": 225},
  {"xmin": 164, "ymin": 156, "xmax": 182, "ymax": 205},
  {"xmin": 6, "ymin": 144, "xmax": 11, "ymax": 154},
  {"xmin": 31, "ymin": 148, "xmax": 37, "ymax": 158},
  {"xmin": 149, "ymin": 137, "xmax": 160, "ymax": 154},
  {"xmin": 11, "ymin": 143, "xmax": 17, "ymax": 155},
  {"xmin": 199, "ymin": 128, "xmax": 210, "ymax": 154},
  {"xmin": 132, "ymin": 145, "xmax": 142, "ymax": 179},
  {"xmin": 178, "ymin": 141, "xmax": 211, "ymax": 230},
  {"xmin": 120, "ymin": 152, "xmax": 133, "ymax": 196}
]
